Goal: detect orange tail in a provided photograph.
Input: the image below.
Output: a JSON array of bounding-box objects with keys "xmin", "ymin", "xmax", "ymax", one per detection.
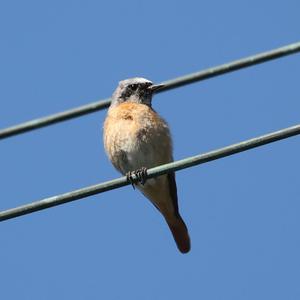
[{"xmin": 167, "ymin": 216, "xmax": 191, "ymax": 254}]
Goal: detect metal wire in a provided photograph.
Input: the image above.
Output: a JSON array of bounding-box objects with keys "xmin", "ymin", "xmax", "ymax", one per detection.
[
  {"xmin": 0, "ymin": 41, "xmax": 300, "ymax": 140},
  {"xmin": 1, "ymin": 123, "xmax": 299, "ymax": 222}
]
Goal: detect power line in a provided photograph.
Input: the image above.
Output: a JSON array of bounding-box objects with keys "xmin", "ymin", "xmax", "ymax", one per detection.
[
  {"xmin": 1, "ymin": 123, "xmax": 299, "ymax": 222},
  {"xmin": 160, "ymin": 41, "xmax": 300, "ymax": 91},
  {"xmin": 0, "ymin": 41, "xmax": 299, "ymax": 140}
]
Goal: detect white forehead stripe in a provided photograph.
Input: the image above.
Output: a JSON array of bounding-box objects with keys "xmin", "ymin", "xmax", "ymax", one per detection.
[
  {"xmin": 132, "ymin": 77, "xmax": 151, "ymax": 83},
  {"xmin": 120, "ymin": 77, "xmax": 153, "ymax": 85}
]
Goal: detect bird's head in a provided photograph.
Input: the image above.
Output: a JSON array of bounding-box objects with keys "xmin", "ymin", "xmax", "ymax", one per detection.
[{"xmin": 111, "ymin": 77, "xmax": 164, "ymax": 107}]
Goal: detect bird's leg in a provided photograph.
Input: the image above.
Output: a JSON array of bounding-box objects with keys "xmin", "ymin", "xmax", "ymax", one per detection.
[
  {"xmin": 126, "ymin": 171, "xmax": 136, "ymax": 189},
  {"xmin": 126, "ymin": 167, "xmax": 148, "ymax": 188}
]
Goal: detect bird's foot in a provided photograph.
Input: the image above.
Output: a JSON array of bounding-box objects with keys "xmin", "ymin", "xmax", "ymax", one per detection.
[
  {"xmin": 135, "ymin": 167, "xmax": 148, "ymax": 185},
  {"xmin": 126, "ymin": 167, "xmax": 148, "ymax": 189}
]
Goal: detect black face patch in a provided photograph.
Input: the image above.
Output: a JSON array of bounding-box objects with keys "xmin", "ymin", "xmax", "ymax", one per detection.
[
  {"xmin": 121, "ymin": 83, "xmax": 150, "ymax": 100},
  {"xmin": 129, "ymin": 84, "xmax": 138, "ymax": 91},
  {"xmin": 120, "ymin": 86, "xmax": 133, "ymax": 99}
]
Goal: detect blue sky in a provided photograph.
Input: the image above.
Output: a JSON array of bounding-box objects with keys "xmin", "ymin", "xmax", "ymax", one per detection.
[{"xmin": 0, "ymin": 1, "xmax": 300, "ymax": 299}]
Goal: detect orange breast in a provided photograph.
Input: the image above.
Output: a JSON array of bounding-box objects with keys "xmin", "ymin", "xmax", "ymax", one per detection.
[
  {"xmin": 103, "ymin": 102, "xmax": 173, "ymax": 170},
  {"xmin": 107, "ymin": 102, "xmax": 159, "ymax": 123}
]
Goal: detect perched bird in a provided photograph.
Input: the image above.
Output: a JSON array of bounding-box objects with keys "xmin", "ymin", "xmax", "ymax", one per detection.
[{"xmin": 103, "ymin": 77, "xmax": 190, "ymax": 253}]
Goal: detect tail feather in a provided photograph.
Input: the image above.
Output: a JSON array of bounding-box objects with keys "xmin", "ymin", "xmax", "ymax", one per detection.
[{"xmin": 167, "ymin": 216, "xmax": 191, "ymax": 254}]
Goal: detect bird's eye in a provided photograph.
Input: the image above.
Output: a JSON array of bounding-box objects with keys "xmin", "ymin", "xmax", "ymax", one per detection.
[{"xmin": 130, "ymin": 84, "xmax": 138, "ymax": 91}]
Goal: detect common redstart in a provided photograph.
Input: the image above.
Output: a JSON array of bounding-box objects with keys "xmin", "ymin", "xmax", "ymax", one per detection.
[{"xmin": 103, "ymin": 78, "xmax": 190, "ymax": 253}]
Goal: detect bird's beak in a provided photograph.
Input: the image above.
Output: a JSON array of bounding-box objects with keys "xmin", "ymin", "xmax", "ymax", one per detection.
[{"xmin": 148, "ymin": 83, "xmax": 165, "ymax": 92}]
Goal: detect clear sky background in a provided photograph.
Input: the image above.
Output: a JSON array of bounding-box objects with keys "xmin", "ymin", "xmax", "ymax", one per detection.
[{"xmin": 1, "ymin": 1, "xmax": 299, "ymax": 299}]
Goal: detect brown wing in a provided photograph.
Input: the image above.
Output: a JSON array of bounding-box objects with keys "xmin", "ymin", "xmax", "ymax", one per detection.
[{"xmin": 167, "ymin": 172, "xmax": 180, "ymax": 218}]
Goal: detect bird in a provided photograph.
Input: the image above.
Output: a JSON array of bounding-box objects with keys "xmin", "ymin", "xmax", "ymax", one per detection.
[{"xmin": 103, "ymin": 77, "xmax": 190, "ymax": 253}]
